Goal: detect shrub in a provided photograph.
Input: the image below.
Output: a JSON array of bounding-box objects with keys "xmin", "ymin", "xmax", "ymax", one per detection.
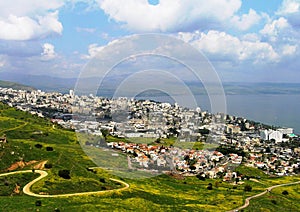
[
  {"xmin": 244, "ymin": 185, "xmax": 252, "ymax": 192},
  {"xmin": 44, "ymin": 163, "xmax": 52, "ymax": 169},
  {"xmin": 282, "ymin": 190, "xmax": 289, "ymax": 195},
  {"xmin": 46, "ymin": 146, "xmax": 54, "ymax": 151},
  {"xmin": 207, "ymin": 183, "xmax": 213, "ymax": 190},
  {"xmin": 34, "ymin": 144, "xmax": 43, "ymax": 149},
  {"xmin": 58, "ymin": 170, "xmax": 71, "ymax": 179},
  {"xmin": 196, "ymin": 174, "xmax": 206, "ymax": 181},
  {"xmin": 35, "ymin": 200, "xmax": 42, "ymax": 206},
  {"xmin": 100, "ymin": 178, "xmax": 106, "ymax": 183}
]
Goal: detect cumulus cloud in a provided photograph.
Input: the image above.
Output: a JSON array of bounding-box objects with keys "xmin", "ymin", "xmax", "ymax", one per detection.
[
  {"xmin": 230, "ymin": 9, "xmax": 261, "ymax": 31},
  {"xmin": 277, "ymin": 0, "xmax": 300, "ymax": 15},
  {"xmin": 97, "ymin": 0, "xmax": 242, "ymax": 32},
  {"xmin": 82, "ymin": 43, "xmax": 105, "ymax": 59},
  {"xmin": 41, "ymin": 43, "xmax": 57, "ymax": 61},
  {"xmin": 260, "ymin": 17, "xmax": 298, "ymax": 44},
  {"xmin": 0, "ymin": 12, "xmax": 63, "ymax": 41},
  {"xmin": 0, "ymin": 1, "xmax": 63, "ymax": 41},
  {"xmin": 82, "ymin": 39, "xmax": 122, "ymax": 59},
  {"xmin": 277, "ymin": 0, "xmax": 300, "ymax": 29},
  {"xmin": 260, "ymin": 17, "xmax": 290, "ymax": 36},
  {"xmin": 0, "ymin": 1, "xmax": 64, "ymax": 17},
  {"xmin": 282, "ymin": 44, "xmax": 297, "ymax": 55},
  {"xmin": 179, "ymin": 31, "xmax": 280, "ymax": 63}
]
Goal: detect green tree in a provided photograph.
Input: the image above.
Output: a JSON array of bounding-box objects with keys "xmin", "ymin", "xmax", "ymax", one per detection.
[
  {"xmin": 100, "ymin": 129, "xmax": 109, "ymax": 139},
  {"xmin": 58, "ymin": 170, "xmax": 71, "ymax": 179},
  {"xmin": 244, "ymin": 184, "xmax": 252, "ymax": 192},
  {"xmin": 207, "ymin": 183, "xmax": 213, "ymax": 190}
]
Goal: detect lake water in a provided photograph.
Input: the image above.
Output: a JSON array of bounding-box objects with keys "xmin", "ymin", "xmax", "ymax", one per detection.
[{"xmin": 136, "ymin": 94, "xmax": 300, "ymax": 134}]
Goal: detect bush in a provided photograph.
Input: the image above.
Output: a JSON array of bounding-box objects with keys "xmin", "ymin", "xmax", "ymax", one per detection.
[
  {"xmin": 58, "ymin": 170, "xmax": 71, "ymax": 179},
  {"xmin": 35, "ymin": 200, "xmax": 42, "ymax": 206},
  {"xmin": 34, "ymin": 144, "xmax": 43, "ymax": 149},
  {"xmin": 282, "ymin": 190, "xmax": 289, "ymax": 195},
  {"xmin": 207, "ymin": 183, "xmax": 213, "ymax": 190},
  {"xmin": 46, "ymin": 146, "xmax": 54, "ymax": 151},
  {"xmin": 271, "ymin": 200, "xmax": 277, "ymax": 204},
  {"xmin": 44, "ymin": 163, "xmax": 52, "ymax": 169},
  {"xmin": 244, "ymin": 185, "xmax": 252, "ymax": 192},
  {"xmin": 196, "ymin": 174, "xmax": 206, "ymax": 181}
]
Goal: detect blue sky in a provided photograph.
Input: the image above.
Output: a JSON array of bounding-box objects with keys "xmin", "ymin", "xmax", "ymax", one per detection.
[{"xmin": 0, "ymin": 0, "xmax": 299, "ymax": 82}]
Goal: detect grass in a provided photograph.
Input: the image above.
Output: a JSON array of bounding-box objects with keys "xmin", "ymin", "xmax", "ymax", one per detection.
[
  {"xmin": 245, "ymin": 184, "xmax": 300, "ymax": 212},
  {"xmin": 0, "ymin": 173, "xmax": 39, "ymax": 196},
  {"xmin": 0, "ymin": 103, "xmax": 121, "ymax": 196},
  {"xmin": 235, "ymin": 165, "xmax": 269, "ymax": 179}
]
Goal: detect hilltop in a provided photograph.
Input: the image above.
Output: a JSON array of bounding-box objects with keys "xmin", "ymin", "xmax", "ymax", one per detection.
[{"xmin": 0, "ymin": 80, "xmax": 35, "ymax": 91}]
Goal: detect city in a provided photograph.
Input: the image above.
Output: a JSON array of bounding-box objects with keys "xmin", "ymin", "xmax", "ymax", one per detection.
[{"xmin": 1, "ymin": 87, "xmax": 299, "ymax": 181}]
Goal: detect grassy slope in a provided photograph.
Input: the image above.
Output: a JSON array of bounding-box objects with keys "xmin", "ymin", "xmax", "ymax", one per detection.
[
  {"xmin": 245, "ymin": 184, "xmax": 300, "ymax": 212},
  {"xmin": 0, "ymin": 103, "xmax": 300, "ymax": 211}
]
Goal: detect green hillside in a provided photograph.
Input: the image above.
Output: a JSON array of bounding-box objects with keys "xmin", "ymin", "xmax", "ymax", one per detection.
[
  {"xmin": 0, "ymin": 102, "xmax": 300, "ymax": 211},
  {"xmin": 0, "ymin": 80, "xmax": 35, "ymax": 91}
]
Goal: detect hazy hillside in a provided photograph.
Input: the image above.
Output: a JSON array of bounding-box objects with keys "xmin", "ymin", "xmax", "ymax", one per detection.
[
  {"xmin": 1, "ymin": 72, "xmax": 300, "ymax": 95},
  {"xmin": 0, "ymin": 80, "xmax": 35, "ymax": 91}
]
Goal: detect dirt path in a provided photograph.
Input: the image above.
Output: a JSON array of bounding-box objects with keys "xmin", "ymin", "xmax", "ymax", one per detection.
[
  {"xmin": 228, "ymin": 180, "xmax": 300, "ymax": 211},
  {"xmin": 0, "ymin": 169, "xmax": 129, "ymax": 198},
  {"xmin": 0, "ymin": 122, "xmax": 28, "ymax": 134}
]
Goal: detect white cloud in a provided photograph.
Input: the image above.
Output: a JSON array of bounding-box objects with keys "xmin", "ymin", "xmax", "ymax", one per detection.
[
  {"xmin": 0, "ymin": 1, "xmax": 63, "ymax": 41},
  {"xmin": 277, "ymin": 0, "xmax": 300, "ymax": 15},
  {"xmin": 179, "ymin": 30, "xmax": 280, "ymax": 63},
  {"xmin": 0, "ymin": 12, "xmax": 63, "ymax": 41},
  {"xmin": 242, "ymin": 33, "xmax": 260, "ymax": 42},
  {"xmin": 97, "ymin": 0, "xmax": 242, "ymax": 32},
  {"xmin": 82, "ymin": 43, "xmax": 105, "ymax": 59},
  {"xmin": 260, "ymin": 17, "xmax": 290, "ymax": 41},
  {"xmin": 41, "ymin": 43, "xmax": 57, "ymax": 61},
  {"xmin": 0, "ymin": 1, "xmax": 64, "ymax": 17},
  {"xmin": 82, "ymin": 39, "xmax": 122, "ymax": 59},
  {"xmin": 276, "ymin": 0, "xmax": 300, "ymax": 30},
  {"xmin": 282, "ymin": 44, "xmax": 297, "ymax": 55},
  {"xmin": 76, "ymin": 27, "xmax": 96, "ymax": 33},
  {"xmin": 230, "ymin": 9, "xmax": 261, "ymax": 31}
]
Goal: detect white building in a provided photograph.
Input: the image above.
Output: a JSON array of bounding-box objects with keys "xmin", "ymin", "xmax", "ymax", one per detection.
[
  {"xmin": 278, "ymin": 128, "xmax": 294, "ymax": 135},
  {"xmin": 269, "ymin": 130, "xmax": 283, "ymax": 143},
  {"xmin": 260, "ymin": 129, "xmax": 283, "ymax": 143},
  {"xmin": 260, "ymin": 130, "xmax": 269, "ymax": 140}
]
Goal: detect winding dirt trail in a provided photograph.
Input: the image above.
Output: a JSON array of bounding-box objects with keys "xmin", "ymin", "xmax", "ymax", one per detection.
[
  {"xmin": 228, "ymin": 180, "xmax": 300, "ymax": 212},
  {"xmin": 0, "ymin": 169, "xmax": 129, "ymax": 198}
]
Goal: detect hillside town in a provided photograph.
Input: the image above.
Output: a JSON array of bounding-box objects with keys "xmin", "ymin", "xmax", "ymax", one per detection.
[{"xmin": 1, "ymin": 87, "xmax": 300, "ymax": 180}]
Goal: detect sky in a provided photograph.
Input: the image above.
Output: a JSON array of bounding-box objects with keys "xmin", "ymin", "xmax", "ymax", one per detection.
[{"xmin": 0, "ymin": 0, "xmax": 299, "ymax": 82}]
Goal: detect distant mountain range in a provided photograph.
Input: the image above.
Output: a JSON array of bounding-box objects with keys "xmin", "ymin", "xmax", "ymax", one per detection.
[
  {"xmin": 1, "ymin": 72, "xmax": 300, "ymax": 95},
  {"xmin": 0, "ymin": 72, "xmax": 76, "ymax": 93}
]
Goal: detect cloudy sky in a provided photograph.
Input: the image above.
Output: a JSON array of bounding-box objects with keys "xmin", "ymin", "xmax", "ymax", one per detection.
[{"xmin": 0, "ymin": 0, "xmax": 299, "ymax": 82}]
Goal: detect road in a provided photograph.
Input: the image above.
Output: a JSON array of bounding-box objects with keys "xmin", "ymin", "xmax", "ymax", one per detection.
[
  {"xmin": 228, "ymin": 180, "xmax": 300, "ymax": 212},
  {"xmin": 0, "ymin": 169, "xmax": 129, "ymax": 198}
]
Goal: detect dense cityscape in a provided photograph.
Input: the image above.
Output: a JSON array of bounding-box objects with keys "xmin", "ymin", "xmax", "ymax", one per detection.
[{"xmin": 1, "ymin": 87, "xmax": 299, "ymax": 182}]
